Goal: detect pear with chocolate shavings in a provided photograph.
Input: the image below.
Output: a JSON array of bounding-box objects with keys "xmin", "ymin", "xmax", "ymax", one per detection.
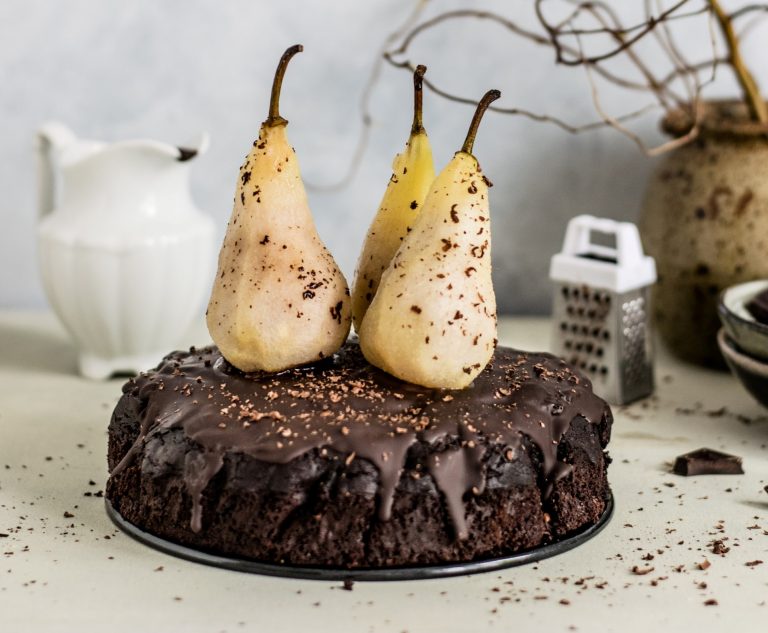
[
  {"xmin": 206, "ymin": 45, "xmax": 351, "ymax": 372},
  {"xmin": 351, "ymin": 64, "xmax": 435, "ymax": 330},
  {"xmin": 359, "ymin": 90, "xmax": 500, "ymax": 389}
]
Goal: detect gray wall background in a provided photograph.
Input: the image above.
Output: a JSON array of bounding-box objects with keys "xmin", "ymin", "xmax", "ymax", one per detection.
[{"xmin": 1, "ymin": 0, "xmax": 765, "ymax": 313}]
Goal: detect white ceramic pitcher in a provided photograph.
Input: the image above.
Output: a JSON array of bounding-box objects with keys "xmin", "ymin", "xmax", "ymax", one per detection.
[{"xmin": 37, "ymin": 122, "xmax": 215, "ymax": 379}]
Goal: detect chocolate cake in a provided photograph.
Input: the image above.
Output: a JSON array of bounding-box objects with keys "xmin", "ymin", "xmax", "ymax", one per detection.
[{"xmin": 106, "ymin": 340, "xmax": 612, "ymax": 568}]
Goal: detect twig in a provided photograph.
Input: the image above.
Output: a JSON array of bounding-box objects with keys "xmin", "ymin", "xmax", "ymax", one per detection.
[
  {"xmin": 383, "ymin": 53, "xmax": 659, "ymax": 135},
  {"xmin": 535, "ymin": 0, "xmax": 693, "ymax": 65},
  {"xmin": 578, "ymin": 32, "xmax": 701, "ymax": 156},
  {"xmin": 304, "ymin": 0, "xmax": 431, "ymax": 192},
  {"xmin": 709, "ymin": 0, "xmax": 767, "ymax": 123},
  {"xmin": 386, "ymin": 9, "xmax": 653, "ymax": 92},
  {"xmin": 730, "ymin": 3, "xmax": 768, "ymax": 20}
]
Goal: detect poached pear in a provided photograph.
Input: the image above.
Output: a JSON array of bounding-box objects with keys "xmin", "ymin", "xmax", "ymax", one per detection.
[
  {"xmin": 351, "ymin": 65, "xmax": 435, "ymax": 330},
  {"xmin": 206, "ymin": 45, "xmax": 351, "ymax": 373},
  {"xmin": 359, "ymin": 90, "xmax": 501, "ymax": 389}
]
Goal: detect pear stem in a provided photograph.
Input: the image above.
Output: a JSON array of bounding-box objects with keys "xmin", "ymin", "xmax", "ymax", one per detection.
[
  {"xmin": 265, "ymin": 44, "xmax": 303, "ymax": 127},
  {"xmin": 411, "ymin": 65, "xmax": 427, "ymax": 134},
  {"xmin": 460, "ymin": 89, "xmax": 501, "ymax": 155}
]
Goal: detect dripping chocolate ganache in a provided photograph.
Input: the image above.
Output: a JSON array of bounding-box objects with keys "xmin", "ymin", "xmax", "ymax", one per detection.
[{"xmin": 107, "ymin": 340, "xmax": 612, "ymax": 567}]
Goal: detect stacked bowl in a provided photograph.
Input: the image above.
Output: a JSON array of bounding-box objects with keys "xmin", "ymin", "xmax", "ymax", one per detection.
[{"xmin": 718, "ymin": 280, "xmax": 768, "ymax": 407}]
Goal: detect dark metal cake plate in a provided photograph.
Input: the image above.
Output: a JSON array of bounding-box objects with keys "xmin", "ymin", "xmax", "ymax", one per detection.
[{"xmin": 106, "ymin": 493, "xmax": 613, "ymax": 581}]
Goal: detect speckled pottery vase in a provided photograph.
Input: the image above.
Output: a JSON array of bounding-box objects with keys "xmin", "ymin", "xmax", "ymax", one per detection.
[{"xmin": 639, "ymin": 101, "xmax": 768, "ymax": 367}]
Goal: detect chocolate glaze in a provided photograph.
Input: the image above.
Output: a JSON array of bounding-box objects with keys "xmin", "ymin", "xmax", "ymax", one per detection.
[{"xmin": 111, "ymin": 341, "xmax": 608, "ymax": 538}]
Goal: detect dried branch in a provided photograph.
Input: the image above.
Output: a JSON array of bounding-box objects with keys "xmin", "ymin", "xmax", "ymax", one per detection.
[
  {"xmin": 575, "ymin": 1, "xmax": 682, "ymax": 108},
  {"xmin": 710, "ymin": 0, "xmax": 768, "ymax": 123},
  {"xmin": 305, "ymin": 0, "xmax": 431, "ymax": 192},
  {"xmin": 535, "ymin": 0, "xmax": 694, "ymax": 66},
  {"xmin": 647, "ymin": 0, "xmax": 697, "ymax": 103},
  {"xmin": 385, "ymin": 9, "xmax": 653, "ymax": 92},
  {"xmin": 578, "ymin": 32, "xmax": 702, "ymax": 156},
  {"xmin": 730, "ymin": 3, "xmax": 768, "ymax": 20},
  {"xmin": 316, "ymin": 0, "xmax": 767, "ymax": 189},
  {"xmin": 556, "ymin": 2, "xmax": 709, "ymax": 36},
  {"xmin": 383, "ymin": 52, "xmax": 659, "ymax": 134}
]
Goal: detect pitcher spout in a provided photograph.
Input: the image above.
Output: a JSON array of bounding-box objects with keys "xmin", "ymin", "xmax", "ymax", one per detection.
[
  {"xmin": 125, "ymin": 132, "xmax": 210, "ymax": 164},
  {"xmin": 177, "ymin": 132, "xmax": 210, "ymax": 162}
]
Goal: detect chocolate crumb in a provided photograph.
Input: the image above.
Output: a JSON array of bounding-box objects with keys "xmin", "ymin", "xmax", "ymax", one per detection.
[
  {"xmin": 631, "ymin": 565, "xmax": 654, "ymax": 575},
  {"xmin": 342, "ymin": 579, "xmax": 354, "ymax": 591}
]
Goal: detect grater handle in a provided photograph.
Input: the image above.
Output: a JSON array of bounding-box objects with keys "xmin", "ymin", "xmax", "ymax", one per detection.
[{"xmin": 561, "ymin": 215, "xmax": 645, "ymax": 268}]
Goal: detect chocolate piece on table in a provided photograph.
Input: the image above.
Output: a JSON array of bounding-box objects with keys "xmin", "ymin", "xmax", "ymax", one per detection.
[
  {"xmin": 746, "ymin": 288, "xmax": 768, "ymax": 325},
  {"xmin": 673, "ymin": 448, "xmax": 744, "ymax": 476}
]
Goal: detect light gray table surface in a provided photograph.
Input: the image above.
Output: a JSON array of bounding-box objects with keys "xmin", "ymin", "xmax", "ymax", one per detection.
[{"xmin": 0, "ymin": 312, "xmax": 766, "ymax": 632}]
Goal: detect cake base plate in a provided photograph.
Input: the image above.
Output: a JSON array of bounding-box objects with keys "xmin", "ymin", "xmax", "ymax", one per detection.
[{"xmin": 106, "ymin": 493, "xmax": 613, "ymax": 581}]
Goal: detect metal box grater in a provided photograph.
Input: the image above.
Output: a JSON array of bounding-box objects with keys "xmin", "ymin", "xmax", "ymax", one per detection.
[{"xmin": 549, "ymin": 215, "xmax": 657, "ymax": 405}]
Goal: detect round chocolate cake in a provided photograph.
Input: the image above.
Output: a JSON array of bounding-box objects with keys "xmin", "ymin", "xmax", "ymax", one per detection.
[{"xmin": 107, "ymin": 340, "xmax": 612, "ymax": 568}]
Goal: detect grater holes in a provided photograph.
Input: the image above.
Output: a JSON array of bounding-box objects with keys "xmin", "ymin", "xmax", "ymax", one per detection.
[
  {"xmin": 556, "ymin": 283, "xmax": 613, "ymax": 384},
  {"xmin": 621, "ymin": 296, "xmax": 649, "ymax": 385}
]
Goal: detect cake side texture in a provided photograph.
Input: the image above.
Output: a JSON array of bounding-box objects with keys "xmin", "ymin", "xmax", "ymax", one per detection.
[{"xmin": 106, "ymin": 342, "xmax": 612, "ymax": 567}]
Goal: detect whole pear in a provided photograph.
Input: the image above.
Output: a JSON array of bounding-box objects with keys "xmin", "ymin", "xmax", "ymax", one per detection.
[
  {"xmin": 206, "ymin": 45, "xmax": 351, "ymax": 373},
  {"xmin": 359, "ymin": 90, "xmax": 501, "ymax": 389},
  {"xmin": 351, "ymin": 65, "xmax": 435, "ymax": 330}
]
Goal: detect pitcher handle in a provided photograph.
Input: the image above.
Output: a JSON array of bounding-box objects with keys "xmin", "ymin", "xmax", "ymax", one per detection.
[{"xmin": 36, "ymin": 122, "xmax": 76, "ymax": 219}]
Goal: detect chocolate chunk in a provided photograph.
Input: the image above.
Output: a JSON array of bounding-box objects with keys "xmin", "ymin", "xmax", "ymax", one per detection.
[
  {"xmin": 631, "ymin": 565, "xmax": 654, "ymax": 575},
  {"xmin": 746, "ymin": 288, "xmax": 768, "ymax": 325},
  {"xmin": 342, "ymin": 579, "xmax": 354, "ymax": 591},
  {"xmin": 673, "ymin": 448, "xmax": 744, "ymax": 476}
]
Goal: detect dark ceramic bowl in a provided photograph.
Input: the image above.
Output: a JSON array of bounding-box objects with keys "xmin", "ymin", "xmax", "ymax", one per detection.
[
  {"xmin": 718, "ymin": 280, "xmax": 768, "ymax": 362},
  {"xmin": 717, "ymin": 329, "xmax": 768, "ymax": 408}
]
